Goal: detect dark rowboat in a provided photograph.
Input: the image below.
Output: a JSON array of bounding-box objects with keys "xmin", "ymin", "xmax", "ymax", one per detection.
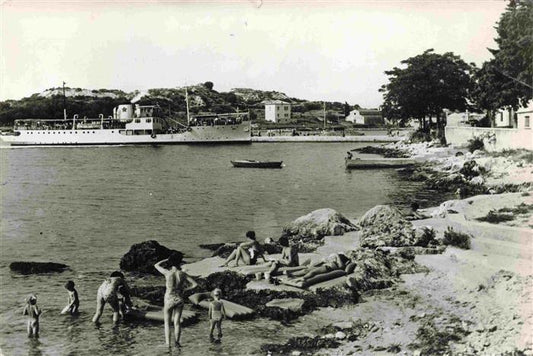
[
  {"xmin": 231, "ymin": 160, "xmax": 283, "ymax": 168},
  {"xmin": 345, "ymin": 157, "xmax": 416, "ymax": 169}
]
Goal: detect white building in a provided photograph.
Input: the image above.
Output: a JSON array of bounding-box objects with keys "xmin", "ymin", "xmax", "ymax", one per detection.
[
  {"xmin": 495, "ymin": 108, "xmax": 513, "ymax": 127},
  {"xmin": 345, "ymin": 109, "xmax": 383, "ymax": 126},
  {"xmin": 516, "ymin": 101, "xmax": 532, "ymax": 130},
  {"xmin": 264, "ymin": 100, "xmax": 292, "ymax": 123}
]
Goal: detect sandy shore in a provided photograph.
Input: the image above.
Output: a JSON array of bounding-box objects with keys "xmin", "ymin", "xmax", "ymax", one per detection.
[{"xmin": 298, "ymin": 144, "xmax": 533, "ymax": 355}]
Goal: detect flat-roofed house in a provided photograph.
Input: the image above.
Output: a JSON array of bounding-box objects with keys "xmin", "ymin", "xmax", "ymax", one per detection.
[
  {"xmin": 516, "ymin": 101, "xmax": 533, "ymax": 130},
  {"xmin": 264, "ymin": 100, "xmax": 292, "ymax": 123},
  {"xmin": 345, "ymin": 109, "xmax": 384, "ymax": 126},
  {"xmin": 495, "ymin": 108, "xmax": 514, "ymax": 127}
]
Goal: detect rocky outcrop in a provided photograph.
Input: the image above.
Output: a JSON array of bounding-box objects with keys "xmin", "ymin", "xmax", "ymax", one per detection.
[
  {"xmin": 345, "ymin": 249, "xmax": 397, "ymax": 291},
  {"xmin": 261, "ymin": 336, "xmax": 340, "ymax": 355},
  {"xmin": 358, "ymin": 205, "xmax": 438, "ymax": 249},
  {"xmin": 283, "ymin": 209, "xmax": 357, "ymax": 250},
  {"xmin": 358, "ymin": 205, "xmax": 403, "ymax": 227},
  {"xmin": 266, "ymin": 298, "xmax": 305, "ymax": 313},
  {"xmin": 9, "ymin": 261, "xmax": 68, "ymax": 275},
  {"xmin": 120, "ymin": 240, "xmax": 182, "ymax": 275}
]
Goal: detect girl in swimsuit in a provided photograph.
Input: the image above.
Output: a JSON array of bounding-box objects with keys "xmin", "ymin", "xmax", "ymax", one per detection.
[
  {"xmin": 23, "ymin": 295, "xmax": 42, "ymax": 338},
  {"xmin": 92, "ymin": 271, "xmax": 132, "ymax": 324},
  {"xmin": 208, "ymin": 288, "xmax": 226, "ymax": 343},
  {"xmin": 155, "ymin": 252, "xmax": 198, "ymax": 348},
  {"xmin": 267, "ymin": 235, "xmax": 299, "ymax": 277},
  {"xmin": 221, "ymin": 231, "xmax": 268, "ymax": 267}
]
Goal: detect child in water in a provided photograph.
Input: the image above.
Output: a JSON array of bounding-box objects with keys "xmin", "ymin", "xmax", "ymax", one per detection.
[
  {"xmin": 61, "ymin": 281, "xmax": 79, "ymax": 315},
  {"xmin": 23, "ymin": 295, "xmax": 42, "ymax": 338},
  {"xmin": 208, "ymin": 288, "xmax": 226, "ymax": 343}
]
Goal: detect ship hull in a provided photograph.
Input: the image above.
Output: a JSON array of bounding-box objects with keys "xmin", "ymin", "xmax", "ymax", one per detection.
[{"xmin": 1, "ymin": 122, "xmax": 251, "ymax": 146}]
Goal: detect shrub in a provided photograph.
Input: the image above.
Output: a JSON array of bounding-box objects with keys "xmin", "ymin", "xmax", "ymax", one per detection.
[
  {"xmin": 442, "ymin": 227, "xmax": 471, "ymax": 249},
  {"xmin": 477, "ymin": 209, "xmax": 514, "ymax": 224},
  {"xmin": 409, "ymin": 129, "xmax": 431, "ymax": 143},
  {"xmin": 467, "ymin": 136, "xmax": 484, "ymax": 153}
]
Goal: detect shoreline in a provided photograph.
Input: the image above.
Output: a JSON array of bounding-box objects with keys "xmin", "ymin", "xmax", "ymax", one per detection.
[
  {"xmin": 180, "ymin": 141, "xmax": 533, "ymax": 355},
  {"xmin": 252, "ymin": 135, "xmax": 405, "ymax": 143}
]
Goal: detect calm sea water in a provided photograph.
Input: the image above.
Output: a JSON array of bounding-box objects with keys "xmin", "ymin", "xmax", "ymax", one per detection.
[{"xmin": 0, "ymin": 143, "xmax": 449, "ymax": 356}]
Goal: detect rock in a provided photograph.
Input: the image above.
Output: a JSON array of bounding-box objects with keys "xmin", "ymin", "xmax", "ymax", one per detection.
[
  {"xmin": 283, "ymin": 208, "xmax": 357, "ymax": 241},
  {"xmin": 9, "ymin": 261, "xmax": 68, "ymax": 274},
  {"xmin": 333, "ymin": 321, "xmax": 353, "ymax": 330},
  {"xmin": 291, "ymin": 351, "xmax": 302, "ymax": 356},
  {"xmin": 212, "ymin": 243, "xmax": 238, "ymax": 258},
  {"xmin": 358, "ymin": 205, "xmax": 403, "ymax": 227},
  {"xmin": 470, "ymin": 176, "xmax": 484, "ymax": 185},
  {"xmin": 325, "ymin": 333, "xmax": 335, "ymax": 339},
  {"xmin": 120, "ymin": 240, "xmax": 182, "ymax": 274},
  {"xmin": 266, "ymin": 298, "xmax": 305, "ymax": 313},
  {"xmin": 335, "ymin": 331, "xmax": 347, "ymax": 340}
]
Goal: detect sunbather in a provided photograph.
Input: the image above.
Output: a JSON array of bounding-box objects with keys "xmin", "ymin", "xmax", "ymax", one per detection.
[
  {"xmin": 221, "ymin": 231, "xmax": 268, "ymax": 267},
  {"xmin": 287, "ymin": 253, "xmax": 352, "ymax": 283},
  {"xmin": 266, "ymin": 236, "xmax": 299, "ymax": 277}
]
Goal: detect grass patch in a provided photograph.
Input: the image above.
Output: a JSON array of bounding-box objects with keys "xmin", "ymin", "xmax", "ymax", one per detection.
[
  {"xmin": 477, "ymin": 203, "xmax": 533, "ymax": 224},
  {"xmin": 487, "ymin": 149, "xmax": 533, "ymax": 164},
  {"xmin": 442, "ymin": 227, "xmax": 472, "ymax": 249},
  {"xmin": 409, "ymin": 318, "xmax": 468, "ymax": 355},
  {"xmin": 467, "ymin": 136, "xmax": 484, "ymax": 153}
]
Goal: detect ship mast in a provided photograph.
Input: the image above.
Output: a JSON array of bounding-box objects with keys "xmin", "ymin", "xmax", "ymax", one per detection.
[
  {"xmin": 63, "ymin": 81, "xmax": 67, "ymax": 120},
  {"xmin": 185, "ymin": 87, "xmax": 190, "ymax": 126},
  {"xmin": 323, "ymin": 101, "xmax": 326, "ymax": 130}
]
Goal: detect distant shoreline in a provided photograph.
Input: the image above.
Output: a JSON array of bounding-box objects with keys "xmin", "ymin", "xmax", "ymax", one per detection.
[{"xmin": 252, "ymin": 135, "xmax": 405, "ymax": 143}]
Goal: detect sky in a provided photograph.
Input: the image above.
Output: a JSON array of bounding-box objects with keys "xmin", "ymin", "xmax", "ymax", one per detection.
[{"xmin": 0, "ymin": 0, "xmax": 508, "ymax": 107}]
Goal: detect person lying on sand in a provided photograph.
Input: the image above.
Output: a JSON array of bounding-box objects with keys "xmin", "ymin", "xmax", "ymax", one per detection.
[
  {"xmin": 286, "ymin": 253, "xmax": 353, "ymax": 283},
  {"xmin": 266, "ymin": 235, "xmax": 299, "ymax": 278},
  {"xmin": 221, "ymin": 231, "xmax": 268, "ymax": 267}
]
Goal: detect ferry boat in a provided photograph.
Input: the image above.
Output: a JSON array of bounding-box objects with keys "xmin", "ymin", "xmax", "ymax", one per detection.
[{"xmin": 0, "ymin": 103, "xmax": 251, "ymax": 146}]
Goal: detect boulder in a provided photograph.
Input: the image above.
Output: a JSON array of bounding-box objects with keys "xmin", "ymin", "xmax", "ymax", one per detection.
[
  {"xmin": 358, "ymin": 205, "xmax": 403, "ymax": 227},
  {"xmin": 120, "ymin": 240, "xmax": 182, "ymax": 274},
  {"xmin": 283, "ymin": 208, "xmax": 356, "ymax": 241},
  {"xmin": 345, "ymin": 249, "xmax": 395, "ymax": 291},
  {"xmin": 9, "ymin": 261, "xmax": 68, "ymax": 275},
  {"xmin": 470, "ymin": 176, "xmax": 484, "ymax": 185},
  {"xmin": 266, "ymin": 298, "xmax": 305, "ymax": 313}
]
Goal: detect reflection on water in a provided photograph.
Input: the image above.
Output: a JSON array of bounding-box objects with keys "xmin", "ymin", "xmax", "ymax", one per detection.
[{"xmin": 0, "ymin": 143, "xmax": 451, "ymax": 355}]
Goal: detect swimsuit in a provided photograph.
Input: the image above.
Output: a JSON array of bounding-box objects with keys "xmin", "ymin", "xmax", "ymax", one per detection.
[
  {"xmin": 164, "ymin": 270, "xmax": 185, "ymax": 309},
  {"xmin": 248, "ymin": 248, "xmax": 258, "ymax": 265},
  {"xmin": 210, "ymin": 301, "xmax": 224, "ymax": 321},
  {"xmin": 164, "ymin": 292, "xmax": 184, "ymax": 309}
]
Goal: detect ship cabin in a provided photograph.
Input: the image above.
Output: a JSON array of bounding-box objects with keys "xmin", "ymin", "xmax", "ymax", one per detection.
[{"xmin": 117, "ymin": 104, "xmax": 166, "ymax": 136}]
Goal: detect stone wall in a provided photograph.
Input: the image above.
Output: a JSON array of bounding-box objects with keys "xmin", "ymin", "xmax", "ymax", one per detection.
[{"xmin": 445, "ymin": 126, "xmax": 533, "ymax": 151}]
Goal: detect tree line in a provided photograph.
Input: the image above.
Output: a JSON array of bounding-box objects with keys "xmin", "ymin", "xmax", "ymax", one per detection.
[{"xmin": 380, "ymin": 0, "xmax": 532, "ymax": 141}]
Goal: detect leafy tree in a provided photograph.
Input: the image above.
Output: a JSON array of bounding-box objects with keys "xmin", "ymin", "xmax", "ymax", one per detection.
[
  {"xmin": 471, "ymin": 0, "xmax": 532, "ymax": 125},
  {"xmin": 203, "ymin": 81, "xmax": 214, "ymax": 91},
  {"xmin": 343, "ymin": 102, "xmax": 351, "ymax": 117},
  {"xmin": 380, "ymin": 49, "xmax": 474, "ymax": 141}
]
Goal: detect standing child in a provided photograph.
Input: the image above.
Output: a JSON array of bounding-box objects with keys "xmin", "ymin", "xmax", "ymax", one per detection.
[
  {"xmin": 61, "ymin": 281, "xmax": 79, "ymax": 315},
  {"xmin": 22, "ymin": 295, "xmax": 42, "ymax": 338},
  {"xmin": 208, "ymin": 288, "xmax": 226, "ymax": 343}
]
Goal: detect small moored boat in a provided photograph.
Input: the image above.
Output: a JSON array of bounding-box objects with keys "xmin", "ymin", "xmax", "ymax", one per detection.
[
  {"xmin": 345, "ymin": 157, "xmax": 416, "ymax": 169},
  {"xmin": 231, "ymin": 160, "xmax": 283, "ymax": 168}
]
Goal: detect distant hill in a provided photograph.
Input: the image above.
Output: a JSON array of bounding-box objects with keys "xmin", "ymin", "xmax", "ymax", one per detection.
[{"xmin": 0, "ymin": 82, "xmax": 357, "ymax": 126}]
